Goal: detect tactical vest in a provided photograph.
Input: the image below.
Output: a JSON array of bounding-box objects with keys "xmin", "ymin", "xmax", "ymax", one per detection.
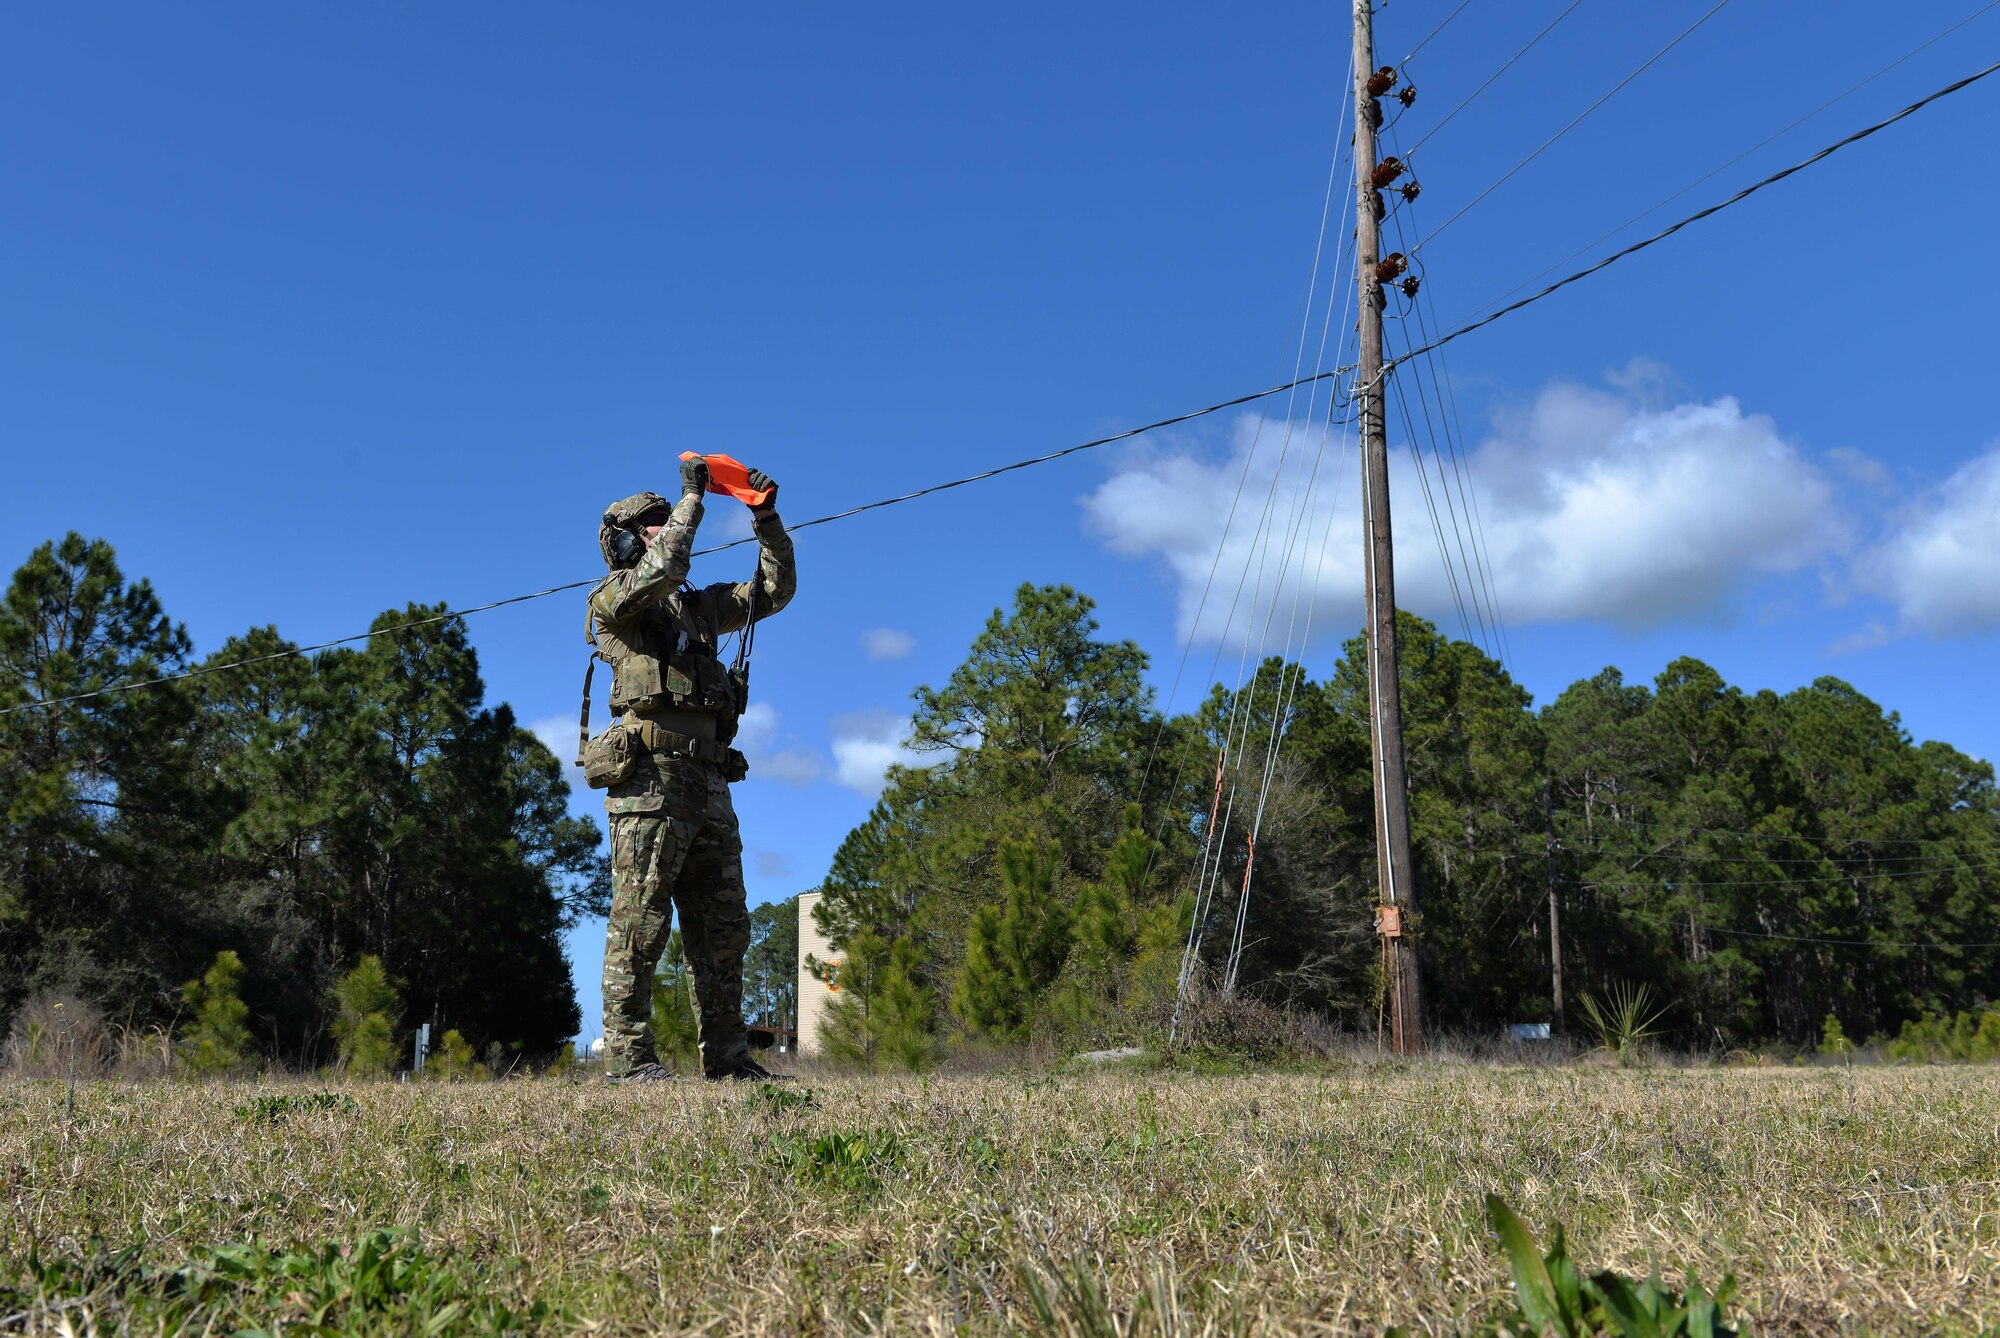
[{"xmin": 594, "ymin": 585, "xmax": 740, "ymax": 720}]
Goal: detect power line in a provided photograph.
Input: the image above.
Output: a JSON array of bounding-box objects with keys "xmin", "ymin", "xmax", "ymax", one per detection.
[
  {"xmin": 1466, "ymin": 0, "xmax": 2000, "ymax": 318},
  {"xmin": 22, "ymin": 54, "xmax": 1997, "ymax": 722},
  {"xmin": 1584, "ymin": 896, "xmax": 1992, "ymax": 948},
  {"xmin": 1134, "ymin": 124, "xmax": 1356, "ymax": 809},
  {"xmin": 1381, "ymin": 196, "xmax": 1503, "ymax": 661},
  {"xmin": 1377, "ymin": 116, "xmax": 1515, "ymax": 668},
  {"xmin": 0, "ymin": 577, "xmax": 606, "ymax": 717},
  {"xmin": 1386, "ymin": 54, "xmax": 2000, "ymax": 371},
  {"xmin": 1628, "ymin": 845, "xmax": 1989, "ymax": 869},
  {"xmin": 1415, "ymin": 0, "xmax": 1735, "ymax": 248},
  {"xmin": 1400, "ymin": 0, "xmax": 1480, "ymax": 66},
  {"xmin": 1582, "ymin": 854, "xmax": 2000, "ymax": 891},
  {"xmin": 1701, "ymin": 924, "xmax": 2000, "ymax": 951},
  {"xmin": 1405, "ymin": 0, "xmax": 1588, "ymax": 154},
  {"xmin": 1562, "ymin": 814, "xmax": 1983, "ymax": 850},
  {"xmin": 1385, "ymin": 336, "xmax": 1482, "ymax": 649},
  {"xmin": 1, "ymin": 362, "xmax": 1358, "ymax": 719}
]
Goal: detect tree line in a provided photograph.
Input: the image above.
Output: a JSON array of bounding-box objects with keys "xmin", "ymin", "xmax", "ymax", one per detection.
[
  {"xmin": 0, "ymin": 534, "xmax": 605, "ymax": 1067},
  {"xmin": 812, "ymin": 583, "xmax": 2000, "ymax": 1061},
  {"xmin": 8, "ymin": 533, "xmax": 1993, "ymax": 1071}
]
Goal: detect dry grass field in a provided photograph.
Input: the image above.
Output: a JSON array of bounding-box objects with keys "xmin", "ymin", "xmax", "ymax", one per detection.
[{"xmin": 3, "ymin": 1061, "xmax": 1998, "ymax": 1335}]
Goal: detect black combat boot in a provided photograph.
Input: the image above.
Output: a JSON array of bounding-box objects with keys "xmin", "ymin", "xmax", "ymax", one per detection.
[
  {"xmin": 609, "ymin": 1060, "xmax": 676, "ymax": 1084},
  {"xmin": 706, "ymin": 1056, "xmax": 792, "ymax": 1082}
]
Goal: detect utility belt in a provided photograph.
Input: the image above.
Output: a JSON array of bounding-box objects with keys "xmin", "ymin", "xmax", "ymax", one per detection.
[{"xmin": 580, "ymin": 715, "xmax": 749, "ymax": 789}]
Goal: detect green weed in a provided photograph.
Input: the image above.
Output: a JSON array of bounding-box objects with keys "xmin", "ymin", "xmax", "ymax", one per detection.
[
  {"xmin": 743, "ymin": 1080, "xmax": 815, "ymax": 1115},
  {"xmin": 965, "ymin": 1133, "xmax": 1002, "ymax": 1175},
  {"xmin": 1, "ymin": 1227, "xmax": 551, "ymax": 1334},
  {"xmin": 766, "ymin": 1129, "xmax": 903, "ymax": 1194},
  {"xmin": 234, "ymin": 1091, "xmax": 359, "ymax": 1123}
]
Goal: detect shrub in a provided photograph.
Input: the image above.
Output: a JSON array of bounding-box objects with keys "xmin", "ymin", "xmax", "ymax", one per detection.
[
  {"xmin": 1817, "ymin": 1013, "xmax": 1854, "ymax": 1057},
  {"xmin": 5, "ymin": 991, "xmax": 108, "ymax": 1078},
  {"xmin": 1166, "ymin": 984, "xmax": 1340, "ymax": 1065},
  {"xmin": 427, "ymin": 1028, "xmax": 481, "ymax": 1081},
  {"xmin": 332, "ymin": 956, "xmax": 400, "ymax": 1076},
  {"xmin": 180, "ymin": 952, "xmax": 254, "ymax": 1076},
  {"xmin": 113, "ymin": 1021, "xmax": 175, "ymax": 1079},
  {"xmin": 1885, "ymin": 1008, "xmax": 2000, "ymax": 1063}
]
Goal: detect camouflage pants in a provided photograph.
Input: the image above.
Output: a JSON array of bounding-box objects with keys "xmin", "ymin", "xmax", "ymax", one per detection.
[{"xmin": 601, "ymin": 750, "xmax": 753, "ymax": 1077}]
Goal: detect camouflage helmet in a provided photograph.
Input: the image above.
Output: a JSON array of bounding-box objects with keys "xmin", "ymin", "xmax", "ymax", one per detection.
[{"xmin": 599, "ymin": 491, "xmax": 672, "ymax": 569}]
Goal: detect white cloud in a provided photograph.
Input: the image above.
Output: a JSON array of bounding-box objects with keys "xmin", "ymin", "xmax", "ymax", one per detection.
[
  {"xmin": 528, "ymin": 715, "xmax": 590, "ymax": 794},
  {"xmin": 861, "ymin": 627, "xmax": 916, "ymax": 662},
  {"xmin": 735, "ymin": 701, "xmax": 781, "ymax": 751},
  {"xmin": 704, "ymin": 503, "xmax": 755, "ymax": 544},
  {"xmin": 1859, "ymin": 445, "xmax": 2000, "ymax": 635},
  {"xmin": 757, "ymin": 749, "xmax": 826, "ymax": 785},
  {"xmin": 735, "ymin": 701, "xmax": 822, "ymax": 785},
  {"xmin": 1084, "ymin": 379, "xmax": 1846, "ymax": 641},
  {"xmin": 829, "ymin": 709, "xmax": 924, "ymax": 798}
]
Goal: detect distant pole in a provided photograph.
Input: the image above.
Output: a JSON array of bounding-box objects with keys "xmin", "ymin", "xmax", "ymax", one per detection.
[
  {"xmin": 1353, "ymin": 0, "xmax": 1422, "ymax": 1056},
  {"xmin": 1543, "ymin": 780, "xmax": 1565, "ymax": 1036}
]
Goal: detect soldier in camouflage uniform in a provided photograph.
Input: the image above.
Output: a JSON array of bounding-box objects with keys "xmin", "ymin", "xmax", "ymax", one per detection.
[{"xmin": 588, "ymin": 455, "xmax": 795, "ymax": 1081}]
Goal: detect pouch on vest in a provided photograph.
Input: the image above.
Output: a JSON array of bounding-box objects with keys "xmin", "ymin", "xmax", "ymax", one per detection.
[{"xmin": 581, "ymin": 726, "xmax": 638, "ymax": 790}]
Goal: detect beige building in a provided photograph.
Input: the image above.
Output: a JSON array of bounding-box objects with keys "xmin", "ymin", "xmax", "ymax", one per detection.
[{"xmin": 795, "ymin": 891, "xmax": 840, "ymax": 1056}]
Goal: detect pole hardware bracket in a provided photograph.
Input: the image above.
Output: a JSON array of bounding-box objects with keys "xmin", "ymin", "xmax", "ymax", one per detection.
[{"xmin": 1374, "ymin": 904, "xmax": 1403, "ymax": 938}]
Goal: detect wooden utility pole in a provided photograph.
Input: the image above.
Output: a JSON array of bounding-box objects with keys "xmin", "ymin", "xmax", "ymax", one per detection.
[
  {"xmin": 1353, "ymin": 0, "xmax": 1422, "ymax": 1056},
  {"xmin": 1543, "ymin": 779, "xmax": 1565, "ymax": 1036}
]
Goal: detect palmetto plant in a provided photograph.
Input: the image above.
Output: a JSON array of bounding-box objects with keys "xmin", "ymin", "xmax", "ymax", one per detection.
[
  {"xmin": 1479, "ymin": 1195, "xmax": 1739, "ymax": 1337},
  {"xmin": 1576, "ymin": 982, "xmax": 1669, "ymax": 1065}
]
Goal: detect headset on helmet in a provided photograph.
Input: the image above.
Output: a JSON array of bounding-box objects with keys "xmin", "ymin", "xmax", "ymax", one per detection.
[{"xmin": 598, "ymin": 491, "xmax": 674, "ymax": 569}]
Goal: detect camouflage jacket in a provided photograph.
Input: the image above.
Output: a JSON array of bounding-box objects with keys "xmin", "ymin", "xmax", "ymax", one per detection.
[{"xmin": 590, "ymin": 496, "xmax": 796, "ymax": 724}]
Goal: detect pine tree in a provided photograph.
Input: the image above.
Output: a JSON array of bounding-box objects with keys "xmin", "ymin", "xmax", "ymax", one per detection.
[
  {"xmin": 180, "ymin": 950, "xmax": 253, "ymax": 1075},
  {"xmin": 1130, "ymin": 892, "xmax": 1196, "ymax": 1020},
  {"xmin": 0, "ymin": 534, "xmax": 193, "ymax": 1030},
  {"xmin": 650, "ymin": 931, "xmax": 700, "ymax": 1067},
  {"xmin": 332, "ymin": 955, "xmax": 400, "ymax": 1075},
  {"xmin": 816, "ymin": 584, "xmax": 1172, "ymax": 982},
  {"xmin": 872, "ymin": 937, "xmax": 939, "ymax": 1071},
  {"xmin": 1072, "ymin": 805, "xmax": 1157, "ymax": 976},
  {"xmin": 954, "ymin": 841, "xmax": 1071, "ymax": 1041},
  {"xmin": 428, "ymin": 1027, "xmax": 481, "ymax": 1080},
  {"xmin": 816, "ymin": 931, "xmax": 890, "ymax": 1065},
  {"xmin": 742, "ymin": 897, "xmax": 800, "ymax": 1030}
]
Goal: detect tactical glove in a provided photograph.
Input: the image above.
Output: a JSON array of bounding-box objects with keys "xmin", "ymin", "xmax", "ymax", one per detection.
[
  {"xmin": 680, "ymin": 455, "xmax": 711, "ymax": 498},
  {"xmin": 746, "ymin": 468, "xmax": 778, "ymax": 505}
]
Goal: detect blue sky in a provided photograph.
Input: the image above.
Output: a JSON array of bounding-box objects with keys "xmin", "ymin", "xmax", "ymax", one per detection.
[{"xmin": 6, "ymin": 4, "xmax": 1998, "ymax": 1045}]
